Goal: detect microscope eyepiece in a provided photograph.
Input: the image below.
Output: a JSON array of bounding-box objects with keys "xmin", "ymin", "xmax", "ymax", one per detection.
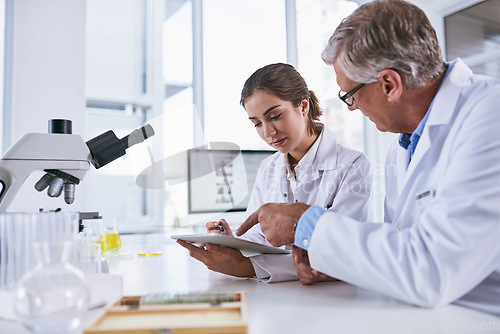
[
  {"xmin": 49, "ymin": 119, "xmax": 72, "ymax": 134},
  {"xmin": 120, "ymin": 124, "xmax": 155, "ymax": 150},
  {"xmin": 86, "ymin": 124, "xmax": 155, "ymax": 169}
]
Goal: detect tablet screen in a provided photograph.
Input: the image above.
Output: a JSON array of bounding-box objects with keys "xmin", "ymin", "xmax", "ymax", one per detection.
[{"xmin": 171, "ymin": 233, "xmax": 290, "ymax": 255}]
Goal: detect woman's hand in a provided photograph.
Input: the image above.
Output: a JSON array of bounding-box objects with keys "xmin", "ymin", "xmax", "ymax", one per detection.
[
  {"xmin": 179, "ymin": 218, "xmax": 254, "ymax": 277},
  {"xmin": 206, "ymin": 219, "xmax": 233, "ymax": 236},
  {"xmin": 176, "ymin": 240, "xmax": 255, "ymax": 277}
]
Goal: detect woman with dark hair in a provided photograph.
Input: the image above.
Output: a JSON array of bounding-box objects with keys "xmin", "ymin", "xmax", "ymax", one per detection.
[{"xmin": 178, "ymin": 63, "xmax": 371, "ymax": 282}]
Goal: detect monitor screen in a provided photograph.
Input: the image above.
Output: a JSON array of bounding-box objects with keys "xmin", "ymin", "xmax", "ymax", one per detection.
[{"xmin": 187, "ymin": 149, "xmax": 275, "ymax": 213}]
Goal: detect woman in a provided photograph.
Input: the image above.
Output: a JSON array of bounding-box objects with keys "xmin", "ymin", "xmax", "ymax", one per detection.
[{"xmin": 177, "ymin": 63, "xmax": 371, "ymax": 282}]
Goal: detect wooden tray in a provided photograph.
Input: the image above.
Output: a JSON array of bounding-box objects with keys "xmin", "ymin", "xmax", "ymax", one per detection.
[{"xmin": 84, "ymin": 292, "xmax": 248, "ymax": 334}]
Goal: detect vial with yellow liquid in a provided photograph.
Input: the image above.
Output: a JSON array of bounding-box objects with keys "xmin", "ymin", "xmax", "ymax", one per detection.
[
  {"xmin": 104, "ymin": 219, "xmax": 122, "ymax": 251},
  {"xmin": 96, "ymin": 234, "xmax": 109, "ymax": 254}
]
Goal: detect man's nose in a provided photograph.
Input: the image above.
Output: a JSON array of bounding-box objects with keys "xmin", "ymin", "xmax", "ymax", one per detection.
[{"xmin": 348, "ymin": 100, "xmax": 359, "ymax": 111}]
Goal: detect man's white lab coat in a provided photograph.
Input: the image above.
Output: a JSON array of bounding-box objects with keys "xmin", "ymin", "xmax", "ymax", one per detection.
[
  {"xmin": 241, "ymin": 123, "xmax": 372, "ymax": 282},
  {"xmin": 307, "ymin": 59, "xmax": 500, "ymax": 315}
]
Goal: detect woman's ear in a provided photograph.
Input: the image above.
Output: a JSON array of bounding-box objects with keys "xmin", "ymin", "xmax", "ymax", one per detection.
[
  {"xmin": 379, "ymin": 69, "xmax": 403, "ymax": 102},
  {"xmin": 300, "ymin": 98, "xmax": 310, "ymax": 116}
]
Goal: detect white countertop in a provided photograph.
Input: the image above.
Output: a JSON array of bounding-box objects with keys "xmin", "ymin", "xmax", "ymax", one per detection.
[{"xmin": 2, "ymin": 233, "xmax": 499, "ymax": 333}]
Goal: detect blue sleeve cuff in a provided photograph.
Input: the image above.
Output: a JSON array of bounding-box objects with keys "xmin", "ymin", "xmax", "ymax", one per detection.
[{"xmin": 294, "ymin": 206, "xmax": 327, "ymax": 250}]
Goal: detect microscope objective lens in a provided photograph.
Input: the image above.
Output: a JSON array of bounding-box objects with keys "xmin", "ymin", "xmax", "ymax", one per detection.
[
  {"xmin": 47, "ymin": 177, "xmax": 65, "ymax": 197},
  {"xmin": 64, "ymin": 182, "xmax": 76, "ymax": 204}
]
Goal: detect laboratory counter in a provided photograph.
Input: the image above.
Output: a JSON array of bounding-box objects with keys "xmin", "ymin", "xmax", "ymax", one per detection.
[{"xmin": 1, "ymin": 233, "xmax": 499, "ymax": 333}]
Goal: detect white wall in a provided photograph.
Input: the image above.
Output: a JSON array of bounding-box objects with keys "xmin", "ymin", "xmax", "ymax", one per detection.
[
  {"xmin": 3, "ymin": 0, "xmax": 86, "ymax": 211},
  {"xmin": 0, "ymin": 0, "xmax": 4, "ymax": 151},
  {"xmin": 5, "ymin": 0, "xmax": 86, "ymax": 141}
]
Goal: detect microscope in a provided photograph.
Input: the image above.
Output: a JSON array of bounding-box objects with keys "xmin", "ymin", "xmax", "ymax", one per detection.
[{"xmin": 0, "ymin": 119, "xmax": 155, "ymax": 213}]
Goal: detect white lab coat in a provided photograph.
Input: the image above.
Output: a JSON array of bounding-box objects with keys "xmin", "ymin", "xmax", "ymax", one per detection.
[
  {"xmin": 307, "ymin": 59, "xmax": 500, "ymax": 315},
  {"xmin": 241, "ymin": 123, "xmax": 372, "ymax": 282}
]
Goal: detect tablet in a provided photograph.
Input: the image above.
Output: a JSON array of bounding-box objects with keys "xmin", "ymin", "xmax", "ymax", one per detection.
[{"xmin": 171, "ymin": 233, "xmax": 290, "ymax": 255}]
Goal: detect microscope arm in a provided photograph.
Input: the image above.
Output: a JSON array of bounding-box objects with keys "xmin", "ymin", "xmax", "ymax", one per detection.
[{"xmin": 0, "ymin": 133, "xmax": 90, "ymax": 212}]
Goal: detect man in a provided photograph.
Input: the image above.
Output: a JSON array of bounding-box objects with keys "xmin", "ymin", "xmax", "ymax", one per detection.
[{"xmin": 236, "ymin": 0, "xmax": 500, "ymax": 315}]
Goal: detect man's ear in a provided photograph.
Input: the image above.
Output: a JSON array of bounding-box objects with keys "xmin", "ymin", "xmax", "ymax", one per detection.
[
  {"xmin": 300, "ymin": 98, "xmax": 310, "ymax": 116},
  {"xmin": 379, "ymin": 69, "xmax": 403, "ymax": 102}
]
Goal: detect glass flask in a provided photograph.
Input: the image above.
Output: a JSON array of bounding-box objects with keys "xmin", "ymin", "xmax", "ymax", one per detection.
[
  {"xmin": 85, "ymin": 219, "xmax": 108, "ymax": 255},
  {"xmin": 74, "ymin": 239, "xmax": 109, "ymax": 275},
  {"xmin": 14, "ymin": 241, "xmax": 90, "ymax": 333},
  {"xmin": 104, "ymin": 219, "xmax": 122, "ymax": 250}
]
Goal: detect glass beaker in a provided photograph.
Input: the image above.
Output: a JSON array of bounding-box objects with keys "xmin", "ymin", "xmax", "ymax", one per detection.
[
  {"xmin": 0, "ymin": 211, "xmax": 79, "ymax": 292},
  {"xmin": 14, "ymin": 241, "xmax": 90, "ymax": 333}
]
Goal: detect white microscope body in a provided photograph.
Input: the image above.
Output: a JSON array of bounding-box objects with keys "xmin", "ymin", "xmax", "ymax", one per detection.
[
  {"xmin": 0, "ymin": 120, "xmax": 154, "ymax": 212},
  {"xmin": 0, "ymin": 133, "xmax": 90, "ymax": 212}
]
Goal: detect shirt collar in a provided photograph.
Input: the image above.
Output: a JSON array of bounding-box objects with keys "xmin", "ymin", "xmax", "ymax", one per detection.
[
  {"xmin": 273, "ymin": 125, "xmax": 324, "ymax": 177},
  {"xmin": 398, "ymin": 61, "xmax": 455, "ymax": 153},
  {"xmin": 287, "ymin": 126, "xmax": 323, "ymax": 180},
  {"xmin": 297, "ymin": 127, "xmax": 322, "ymax": 168}
]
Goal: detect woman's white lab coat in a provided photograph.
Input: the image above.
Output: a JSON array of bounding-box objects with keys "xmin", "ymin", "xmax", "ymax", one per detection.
[
  {"xmin": 241, "ymin": 123, "xmax": 372, "ymax": 282},
  {"xmin": 306, "ymin": 59, "xmax": 500, "ymax": 315}
]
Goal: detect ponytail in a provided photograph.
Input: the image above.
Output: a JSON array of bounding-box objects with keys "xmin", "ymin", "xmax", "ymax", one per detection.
[{"xmin": 307, "ymin": 90, "xmax": 322, "ymax": 136}]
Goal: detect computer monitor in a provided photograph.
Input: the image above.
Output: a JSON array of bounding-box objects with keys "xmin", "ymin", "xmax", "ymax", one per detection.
[{"xmin": 187, "ymin": 149, "xmax": 275, "ymax": 214}]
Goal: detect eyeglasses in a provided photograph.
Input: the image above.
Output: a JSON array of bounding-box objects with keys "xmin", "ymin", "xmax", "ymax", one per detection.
[{"xmin": 338, "ymin": 82, "xmax": 365, "ymax": 106}]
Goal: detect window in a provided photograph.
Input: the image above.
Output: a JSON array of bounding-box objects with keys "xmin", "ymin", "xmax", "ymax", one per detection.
[
  {"xmin": 84, "ymin": 1, "xmax": 290, "ymax": 231},
  {"xmin": 445, "ymin": 0, "xmax": 500, "ymax": 78},
  {"xmin": 296, "ymin": 0, "xmax": 362, "ymax": 151},
  {"xmin": 84, "ymin": 0, "xmax": 395, "ymax": 229},
  {"xmin": 202, "ymin": 0, "xmax": 287, "ymax": 150},
  {"xmin": 85, "ymin": 0, "xmax": 164, "ymax": 233},
  {"xmin": 161, "ymin": 0, "xmax": 194, "ymax": 229},
  {"xmin": 295, "ymin": 0, "xmax": 399, "ymax": 221},
  {"xmin": 165, "ymin": 1, "xmax": 289, "ymax": 229}
]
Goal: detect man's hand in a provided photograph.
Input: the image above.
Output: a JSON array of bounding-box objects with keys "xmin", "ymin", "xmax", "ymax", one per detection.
[
  {"xmin": 236, "ymin": 202, "xmax": 310, "ymax": 247},
  {"xmin": 292, "ymin": 246, "xmax": 338, "ymax": 285}
]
